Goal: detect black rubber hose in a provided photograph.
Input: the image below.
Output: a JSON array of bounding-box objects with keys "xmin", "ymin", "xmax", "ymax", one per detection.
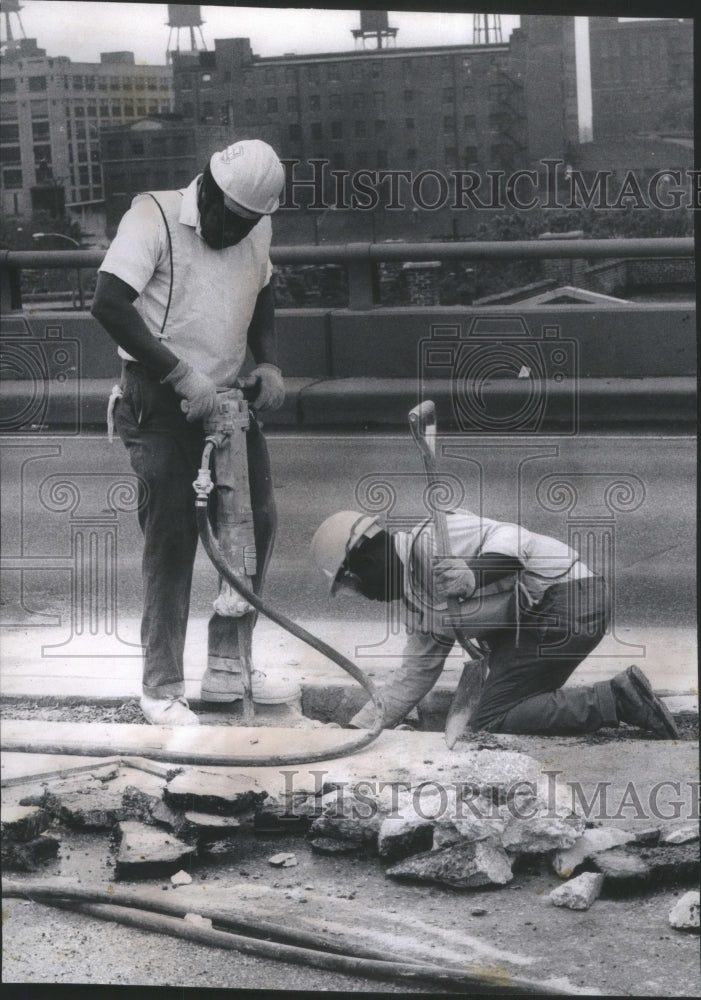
[{"xmin": 195, "ymin": 499, "xmax": 386, "ymax": 765}]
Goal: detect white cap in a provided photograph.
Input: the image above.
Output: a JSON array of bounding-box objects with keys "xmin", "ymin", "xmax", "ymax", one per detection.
[{"xmin": 209, "ymin": 139, "xmax": 285, "ymax": 215}]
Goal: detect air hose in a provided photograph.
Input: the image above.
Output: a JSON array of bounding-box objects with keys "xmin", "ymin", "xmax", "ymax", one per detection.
[{"xmin": 195, "ymin": 498, "xmax": 386, "ymax": 765}]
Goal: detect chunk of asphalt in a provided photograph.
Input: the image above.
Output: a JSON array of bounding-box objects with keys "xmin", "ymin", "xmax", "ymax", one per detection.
[
  {"xmin": 164, "ymin": 770, "xmax": 266, "ymax": 816},
  {"xmin": 668, "ymin": 891, "xmax": 700, "ymax": 932},
  {"xmin": 549, "ymin": 872, "xmax": 605, "ymax": 911},
  {"xmin": 114, "ymin": 821, "xmax": 196, "ymax": 880},
  {"xmin": 310, "ymin": 837, "xmax": 363, "ymax": 856},
  {"xmin": 386, "ymin": 839, "xmax": 513, "ymax": 889},
  {"xmin": 1, "ymin": 805, "xmax": 50, "ymax": 843},
  {"xmin": 2, "ymin": 833, "xmax": 60, "ymax": 872}
]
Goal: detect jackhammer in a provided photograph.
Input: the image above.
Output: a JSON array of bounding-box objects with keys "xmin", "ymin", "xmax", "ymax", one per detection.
[{"xmin": 192, "ymin": 383, "xmax": 386, "ymax": 765}]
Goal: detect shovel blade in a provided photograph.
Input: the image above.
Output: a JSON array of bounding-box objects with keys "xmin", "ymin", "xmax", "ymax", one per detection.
[{"xmin": 445, "ymin": 657, "xmax": 488, "ymax": 749}]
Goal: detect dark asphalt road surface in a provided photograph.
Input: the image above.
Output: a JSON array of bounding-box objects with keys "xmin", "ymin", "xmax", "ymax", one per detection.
[{"xmin": 1, "ymin": 430, "xmax": 694, "ymax": 629}]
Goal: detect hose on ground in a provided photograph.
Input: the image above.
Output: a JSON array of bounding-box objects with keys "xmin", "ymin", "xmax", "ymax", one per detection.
[
  {"xmin": 195, "ymin": 500, "xmax": 386, "ymax": 765},
  {"xmin": 2, "ymin": 880, "xmax": 584, "ymax": 995}
]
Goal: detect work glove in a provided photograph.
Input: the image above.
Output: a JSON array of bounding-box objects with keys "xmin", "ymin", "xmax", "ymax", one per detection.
[
  {"xmin": 248, "ymin": 363, "xmax": 285, "ymax": 411},
  {"xmin": 163, "ymin": 359, "xmax": 219, "ymax": 422},
  {"xmin": 432, "ymin": 557, "xmax": 476, "ymax": 600}
]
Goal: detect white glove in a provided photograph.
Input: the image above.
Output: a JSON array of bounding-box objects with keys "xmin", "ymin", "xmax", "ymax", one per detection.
[
  {"xmin": 249, "ymin": 363, "xmax": 285, "ymax": 411},
  {"xmin": 163, "ymin": 359, "xmax": 219, "ymax": 422},
  {"xmin": 432, "ymin": 558, "xmax": 476, "ymax": 600}
]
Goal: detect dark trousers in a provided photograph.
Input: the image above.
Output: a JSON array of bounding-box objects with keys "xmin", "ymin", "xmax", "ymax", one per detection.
[
  {"xmin": 114, "ymin": 363, "xmax": 276, "ymax": 699},
  {"xmin": 471, "ymin": 577, "xmax": 618, "ymax": 735}
]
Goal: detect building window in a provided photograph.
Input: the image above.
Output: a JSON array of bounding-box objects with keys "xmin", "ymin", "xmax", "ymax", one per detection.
[
  {"xmin": 374, "ymin": 91, "xmax": 385, "ymax": 113},
  {"xmin": 111, "ymin": 101, "xmax": 121, "ymax": 116},
  {"xmin": 285, "ymin": 66, "xmax": 296, "ymax": 83},
  {"xmin": 74, "ymin": 105, "xmax": 85, "ymax": 117},
  {"xmin": 87, "ymin": 101, "xmax": 97, "ymax": 117},
  {"xmin": 288, "ymin": 123, "xmax": 302, "ymax": 141},
  {"xmin": 2, "ymin": 101, "xmax": 18, "ymax": 118},
  {"xmin": 182, "ymin": 101, "xmax": 194, "ymax": 118},
  {"xmin": 311, "ymin": 122, "xmax": 322, "ymax": 139},
  {"xmin": 0, "ymin": 123, "xmax": 21, "ymax": 141},
  {"xmin": 2, "ymin": 168, "xmax": 23, "ymax": 187},
  {"xmin": 265, "ymin": 68, "xmax": 275, "ymax": 84},
  {"xmin": 463, "ymin": 85, "xmax": 474, "ymax": 100},
  {"xmin": 134, "ymin": 77, "xmax": 145, "ymax": 91},
  {"xmin": 331, "ymin": 121, "xmax": 343, "ymax": 139},
  {"xmin": 98, "ymin": 77, "xmax": 108, "ymax": 91},
  {"xmin": 0, "ymin": 77, "xmax": 17, "ymax": 94},
  {"xmin": 85, "ymin": 75, "xmax": 95, "ymax": 91},
  {"xmin": 99, "ymin": 101, "xmax": 109, "ymax": 117},
  {"xmin": 309, "ymin": 94, "xmax": 320, "ymax": 111},
  {"xmin": 30, "ymin": 99, "xmax": 49, "ymax": 116},
  {"xmin": 464, "ymin": 114, "xmax": 476, "ymax": 130},
  {"xmin": 329, "ymin": 93, "xmax": 341, "ymax": 110},
  {"xmin": 72, "ymin": 74, "xmax": 84, "ymax": 90},
  {"xmin": 31, "ymin": 121, "xmax": 50, "ymax": 141},
  {"xmin": 266, "ymin": 97, "xmax": 278, "ymax": 113},
  {"xmin": 136, "ymin": 102, "xmax": 146, "ymax": 116},
  {"xmin": 201, "ymin": 100, "xmax": 214, "ymax": 121},
  {"xmin": 286, "ymin": 95, "xmax": 298, "ymax": 113},
  {"xmin": 91, "ymin": 165, "xmax": 102, "ymax": 184},
  {"xmin": 354, "ymin": 120, "xmax": 366, "ymax": 137},
  {"xmin": 442, "ymin": 87, "xmax": 454, "ymax": 103},
  {"xmin": 353, "ymin": 92, "xmax": 363, "ymax": 109},
  {"xmin": 0, "ymin": 145, "xmax": 21, "ymax": 164},
  {"xmin": 328, "ymin": 65, "xmax": 340, "ymax": 82},
  {"xmin": 28, "ymin": 76, "xmax": 47, "ymax": 92},
  {"xmin": 443, "ymin": 116, "xmax": 455, "ymax": 131},
  {"xmin": 148, "ymin": 76, "xmax": 158, "ymax": 90},
  {"xmin": 307, "ymin": 65, "xmax": 319, "ymax": 84}
]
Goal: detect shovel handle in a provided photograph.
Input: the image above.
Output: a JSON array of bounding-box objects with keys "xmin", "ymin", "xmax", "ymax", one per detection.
[{"xmin": 408, "ymin": 402, "xmax": 437, "ymax": 471}]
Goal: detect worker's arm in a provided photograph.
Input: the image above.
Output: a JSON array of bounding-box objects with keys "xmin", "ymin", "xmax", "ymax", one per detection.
[
  {"xmin": 91, "ymin": 271, "xmax": 179, "ymax": 378},
  {"xmin": 349, "ymin": 627, "xmax": 453, "ymax": 730},
  {"xmin": 433, "ymin": 552, "xmax": 523, "ymax": 599},
  {"xmin": 92, "ymin": 271, "xmax": 218, "ymax": 421},
  {"xmin": 246, "ymin": 283, "xmax": 285, "ymax": 410}
]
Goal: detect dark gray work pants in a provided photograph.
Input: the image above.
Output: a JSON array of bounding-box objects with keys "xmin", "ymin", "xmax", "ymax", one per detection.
[{"xmin": 114, "ymin": 362, "xmax": 275, "ymax": 699}]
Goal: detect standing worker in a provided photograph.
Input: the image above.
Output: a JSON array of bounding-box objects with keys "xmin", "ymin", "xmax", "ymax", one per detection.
[
  {"xmin": 311, "ymin": 508, "xmax": 679, "ymax": 738},
  {"xmin": 92, "ymin": 139, "xmax": 300, "ymax": 725}
]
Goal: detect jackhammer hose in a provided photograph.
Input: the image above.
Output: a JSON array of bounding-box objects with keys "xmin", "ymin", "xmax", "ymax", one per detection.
[{"xmin": 196, "ymin": 500, "xmax": 386, "ymax": 764}]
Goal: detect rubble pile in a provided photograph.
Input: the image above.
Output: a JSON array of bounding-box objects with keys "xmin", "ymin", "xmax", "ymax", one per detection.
[{"xmin": 3, "ymin": 751, "xmax": 699, "ymax": 929}]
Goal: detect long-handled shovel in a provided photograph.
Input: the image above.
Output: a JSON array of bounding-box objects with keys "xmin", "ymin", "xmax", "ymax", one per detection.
[{"xmin": 408, "ymin": 401, "xmax": 488, "ymax": 748}]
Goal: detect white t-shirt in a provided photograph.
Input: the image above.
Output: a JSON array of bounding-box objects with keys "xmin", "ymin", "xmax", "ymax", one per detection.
[{"xmin": 99, "ymin": 176, "xmax": 273, "ymax": 387}]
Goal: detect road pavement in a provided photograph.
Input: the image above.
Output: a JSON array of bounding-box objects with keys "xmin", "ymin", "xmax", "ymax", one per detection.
[{"xmin": 0, "ymin": 430, "xmax": 696, "ymax": 702}]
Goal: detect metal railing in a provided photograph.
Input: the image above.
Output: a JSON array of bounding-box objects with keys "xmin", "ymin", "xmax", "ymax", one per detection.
[{"xmin": 1, "ymin": 237, "xmax": 694, "ymax": 312}]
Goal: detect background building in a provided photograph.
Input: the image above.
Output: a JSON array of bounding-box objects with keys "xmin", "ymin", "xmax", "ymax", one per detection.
[{"xmin": 0, "ymin": 36, "xmax": 172, "ymax": 235}]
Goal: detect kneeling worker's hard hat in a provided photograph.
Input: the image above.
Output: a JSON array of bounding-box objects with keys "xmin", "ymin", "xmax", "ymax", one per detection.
[
  {"xmin": 311, "ymin": 511, "xmax": 383, "ymax": 595},
  {"xmin": 210, "ymin": 139, "xmax": 285, "ymax": 215}
]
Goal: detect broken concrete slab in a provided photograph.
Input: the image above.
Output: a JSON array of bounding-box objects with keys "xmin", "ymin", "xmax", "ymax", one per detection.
[
  {"xmin": 628, "ymin": 825, "xmax": 662, "ymax": 846},
  {"xmin": 2, "ymin": 832, "xmax": 60, "ymax": 872},
  {"xmin": 377, "ymin": 815, "xmax": 434, "ymax": 862},
  {"xmin": 633, "ymin": 842, "xmax": 701, "ymax": 890},
  {"xmin": 660, "ymin": 824, "xmax": 699, "ymax": 845},
  {"xmin": 164, "ymin": 769, "xmax": 267, "ymax": 816},
  {"xmin": 20, "ymin": 785, "xmax": 125, "ymax": 830},
  {"xmin": 309, "ymin": 812, "xmax": 380, "ymax": 846},
  {"xmin": 549, "ymin": 872, "xmax": 604, "ymax": 911},
  {"xmin": 501, "ymin": 810, "xmax": 584, "ymax": 855},
  {"xmin": 121, "ymin": 785, "xmax": 182, "ymax": 832},
  {"xmin": 114, "ymin": 820, "xmax": 197, "ymax": 880},
  {"xmin": 180, "ymin": 811, "xmax": 241, "ymax": 843},
  {"xmin": 590, "ymin": 847, "xmax": 651, "ymax": 892},
  {"xmin": 552, "ymin": 827, "xmax": 636, "ymax": 878},
  {"xmin": 386, "ymin": 839, "xmax": 513, "ymax": 889},
  {"xmin": 669, "ymin": 891, "xmax": 700, "ymax": 932},
  {"xmin": 1, "ymin": 804, "xmax": 50, "ymax": 842},
  {"xmin": 170, "ymin": 870, "xmax": 193, "ymax": 887}
]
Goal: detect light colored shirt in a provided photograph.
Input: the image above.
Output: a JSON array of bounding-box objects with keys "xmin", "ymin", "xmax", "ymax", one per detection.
[{"xmin": 98, "ymin": 176, "xmax": 273, "ymax": 387}]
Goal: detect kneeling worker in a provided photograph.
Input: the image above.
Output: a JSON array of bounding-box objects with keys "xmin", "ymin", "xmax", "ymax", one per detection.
[{"xmin": 311, "ymin": 508, "xmax": 679, "ymax": 739}]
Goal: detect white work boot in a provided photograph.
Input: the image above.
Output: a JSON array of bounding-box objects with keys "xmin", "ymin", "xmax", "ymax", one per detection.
[
  {"xmin": 140, "ymin": 694, "xmax": 199, "ymax": 726},
  {"xmin": 201, "ymin": 662, "xmax": 301, "ymax": 705}
]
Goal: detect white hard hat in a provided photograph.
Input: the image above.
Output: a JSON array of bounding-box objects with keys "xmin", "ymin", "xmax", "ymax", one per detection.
[
  {"xmin": 210, "ymin": 139, "xmax": 285, "ymax": 215},
  {"xmin": 310, "ymin": 511, "xmax": 383, "ymax": 595}
]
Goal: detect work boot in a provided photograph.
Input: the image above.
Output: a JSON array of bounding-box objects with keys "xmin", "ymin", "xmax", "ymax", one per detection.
[
  {"xmin": 140, "ymin": 694, "xmax": 199, "ymax": 726},
  {"xmin": 200, "ymin": 664, "xmax": 301, "ymax": 705},
  {"xmin": 610, "ymin": 665, "xmax": 679, "ymax": 738}
]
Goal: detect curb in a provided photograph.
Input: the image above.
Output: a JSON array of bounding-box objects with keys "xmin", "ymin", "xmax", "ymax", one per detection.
[{"xmin": 0, "ymin": 376, "xmax": 696, "ymax": 432}]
